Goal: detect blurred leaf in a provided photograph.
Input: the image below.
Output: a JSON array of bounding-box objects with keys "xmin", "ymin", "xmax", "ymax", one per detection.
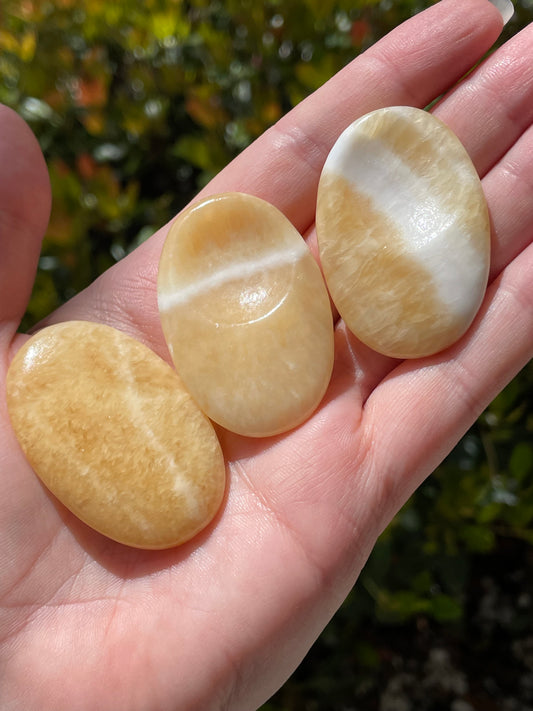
[
  {"xmin": 376, "ymin": 590, "xmax": 430, "ymax": 623},
  {"xmin": 510, "ymin": 442, "xmax": 533, "ymax": 482},
  {"xmin": 173, "ymin": 136, "xmax": 212, "ymax": 169},
  {"xmin": 430, "ymin": 594, "xmax": 462, "ymax": 623},
  {"xmin": 355, "ymin": 640, "xmax": 381, "ymax": 668},
  {"xmin": 476, "ymin": 501, "xmax": 502, "ymax": 524},
  {"xmin": 459, "ymin": 524, "xmax": 495, "ymax": 553}
]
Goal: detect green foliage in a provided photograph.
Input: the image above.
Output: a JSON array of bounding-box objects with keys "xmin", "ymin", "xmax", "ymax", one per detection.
[
  {"xmin": 0, "ymin": 0, "xmax": 360, "ymax": 325},
  {"xmin": 2, "ymin": 0, "xmax": 445, "ymax": 328},
  {"xmin": 1, "ymin": 1, "xmax": 533, "ymax": 708}
]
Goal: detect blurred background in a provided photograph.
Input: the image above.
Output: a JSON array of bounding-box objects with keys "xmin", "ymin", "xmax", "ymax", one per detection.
[{"xmin": 1, "ymin": 0, "xmax": 533, "ymax": 708}]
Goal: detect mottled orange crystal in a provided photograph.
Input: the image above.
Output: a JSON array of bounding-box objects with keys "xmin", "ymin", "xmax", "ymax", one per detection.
[
  {"xmin": 317, "ymin": 106, "xmax": 490, "ymax": 358},
  {"xmin": 7, "ymin": 321, "xmax": 226, "ymax": 549},
  {"xmin": 158, "ymin": 192, "xmax": 334, "ymax": 437}
]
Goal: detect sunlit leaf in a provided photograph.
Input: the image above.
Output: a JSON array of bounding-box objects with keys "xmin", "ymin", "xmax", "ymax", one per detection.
[
  {"xmin": 0, "ymin": 29, "xmax": 21, "ymax": 54},
  {"xmin": 76, "ymin": 77, "xmax": 108, "ymax": 108},
  {"xmin": 172, "ymin": 136, "xmax": 211, "ymax": 169},
  {"xmin": 185, "ymin": 88, "xmax": 227, "ymax": 129},
  {"xmin": 81, "ymin": 110, "xmax": 106, "ymax": 134},
  {"xmin": 20, "ymin": 30, "xmax": 37, "ymax": 61}
]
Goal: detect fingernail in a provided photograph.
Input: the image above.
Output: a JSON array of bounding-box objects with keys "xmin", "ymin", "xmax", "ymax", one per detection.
[{"xmin": 488, "ymin": 0, "xmax": 514, "ymax": 25}]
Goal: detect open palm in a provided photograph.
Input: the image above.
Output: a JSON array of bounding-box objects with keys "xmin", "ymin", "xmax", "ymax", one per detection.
[{"xmin": 2, "ymin": 1, "xmax": 533, "ymax": 709}]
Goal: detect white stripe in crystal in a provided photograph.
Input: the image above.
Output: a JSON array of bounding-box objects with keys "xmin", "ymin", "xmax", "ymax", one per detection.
[
  {"xmin": 158, "ymin": 241, "xmax": 309, "ymax": 311},
  {"xmin": 118, "ymin": 349, "xmax": 204, "ymax": 519},
  {"xmin": 325, "ymin": 133, "xmax": 487, "ymax": 318}
]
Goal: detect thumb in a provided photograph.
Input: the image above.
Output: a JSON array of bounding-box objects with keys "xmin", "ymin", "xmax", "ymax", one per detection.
[{"xmin": 0, "ymin": 105, "xmax": 51, "ymax": 341}]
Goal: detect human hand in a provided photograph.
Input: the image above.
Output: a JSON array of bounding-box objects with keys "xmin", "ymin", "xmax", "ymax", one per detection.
[{"xmin": 1, "ymin": 1, "xmax": 532, "ymax": 709}]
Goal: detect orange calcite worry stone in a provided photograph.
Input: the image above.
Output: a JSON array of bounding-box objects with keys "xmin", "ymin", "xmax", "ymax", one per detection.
[
  {"xmin": 158, "ymin": 193, "xmax": 334, "ymax": 437},
  {"xmin": 316, "ymin": 106, "xmax": 490, "ymax": 359},
  {"xmin": 7, "ymin": 321, "xmax": 226, "ymax": 549}
]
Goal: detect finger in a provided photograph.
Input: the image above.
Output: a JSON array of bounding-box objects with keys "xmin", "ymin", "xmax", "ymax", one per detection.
[
  {"xmin": 39, "ymin": 0, "xmax": 503, "ymax": 348},
  {"xmin": 484, "ymin": 124, "xmax": 533, "ymax": 280},
  {"xmin": 362, "ymin": 242, "xmax": 533, "ymax": 531},
  {"xmin": 433, "ymin": 22, "xmax": 533, "ymax": 178},
  {"xmin": 0, "ymin": 106, "xmax": 51, "ymax": 339}
]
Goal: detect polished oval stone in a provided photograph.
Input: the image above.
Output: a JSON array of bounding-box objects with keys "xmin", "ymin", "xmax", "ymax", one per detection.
[
  {"xmin": 6, "ymin": 321, "xmax": 226, "ymax": 549},
  {"xmin": 316, "ymin": 106, "xmax": 490, "ymax": 359},
  {"xmin": 158, "ymin": 192, "xmax": 334, "ymax": 437}
]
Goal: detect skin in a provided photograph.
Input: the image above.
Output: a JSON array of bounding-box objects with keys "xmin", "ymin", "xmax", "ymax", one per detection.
[{"xmin": 1, "ymin": 0, "xmax": 533, "ymax": 708}]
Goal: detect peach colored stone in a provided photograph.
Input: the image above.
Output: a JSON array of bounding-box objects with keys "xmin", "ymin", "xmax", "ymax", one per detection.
[
  {"xmin": 158, "ymin": 192, "xmax": 334, "ymax": 437},
  {"xmin": 7, "ymin": 321, "xmax": 226, "ymax": 549},
  {"xmin": 316, "ymin": 106, "xmax": 490, "ymax": 359}
]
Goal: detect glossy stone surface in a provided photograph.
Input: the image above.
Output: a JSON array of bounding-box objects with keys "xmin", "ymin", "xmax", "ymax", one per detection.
[
  {"xmin": 7, "ymin": 321, "xmax": 226, "ymax": 549},
  {"xmin": 158, "ymin": 192, "xmax": 334, "ymax": 437},
  {"xmin": 316, "ymin": 106, "xmax": 490, "ymax": 359}
]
